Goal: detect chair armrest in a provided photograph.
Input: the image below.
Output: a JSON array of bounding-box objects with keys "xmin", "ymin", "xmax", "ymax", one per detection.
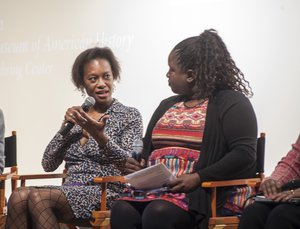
[
  {"xmin": 93, "ymin": 176, "xmax": 125, "ymax": 183},
  {"xmin": 202, "ymin": 178, "xmax": 262, "ymax": 218},
  {"xmin": 0, "ymin": 170, "xmax": 18, "ymax": 180},
  {"xmin": 92, "ymin": 210, "xmax": 111, "ymax": 219},
  {"xmin": 202, "ymin": 178, "xmax": 261, "ymax": 188},
  {"xmin": 12, "ymin": 173, "xmax": 67, "ymax": 189},
  {"xmin": 12, "ymin": 173, "xmax": 66, "ymax": 181}
]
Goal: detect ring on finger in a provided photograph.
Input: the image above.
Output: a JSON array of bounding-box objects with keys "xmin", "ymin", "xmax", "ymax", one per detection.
[{"xmin": 290, "ymin": 189, "xmax": 294, "ymax": 195}]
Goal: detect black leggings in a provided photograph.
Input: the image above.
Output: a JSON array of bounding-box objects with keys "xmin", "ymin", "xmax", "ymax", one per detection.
[
  {"xmin": 110, "ymin": 200, "xmax": 195, "ymax": 229},
  {"xmin": 238, "ymin": 202, "xmax": 300, "ymax": 229}
]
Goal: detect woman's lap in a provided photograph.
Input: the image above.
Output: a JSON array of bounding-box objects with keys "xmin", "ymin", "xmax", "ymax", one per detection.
[
  {"xmin": 111, "ymin": 199, "xmax": 194, "ymax": 229},
  {"xmin": 239, "ymin": 202, "xmax": 300, "ymax": 229}
]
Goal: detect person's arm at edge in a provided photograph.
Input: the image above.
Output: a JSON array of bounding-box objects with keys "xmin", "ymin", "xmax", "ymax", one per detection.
[
  {"xmin": 268, "ymin": 134, "xmax": 300, "ymax": 185},
  {"xmin": 0, "ymin": 109, "xmax": 5, "ymax": 173}
]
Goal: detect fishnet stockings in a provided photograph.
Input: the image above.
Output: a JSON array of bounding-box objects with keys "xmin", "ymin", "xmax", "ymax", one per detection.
[
  {"xmin": 6, "ymin": 187, "xmax": 75, "ymax": 229},
  {"xmin": 6, "ymin": 187, "xmax": 32, "ymax": 228}
]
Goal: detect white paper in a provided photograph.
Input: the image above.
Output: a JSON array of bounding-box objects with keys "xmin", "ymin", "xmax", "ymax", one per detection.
[{"xmin": 124, "ymin": 163, "xmax": 175, "ymax": 190}]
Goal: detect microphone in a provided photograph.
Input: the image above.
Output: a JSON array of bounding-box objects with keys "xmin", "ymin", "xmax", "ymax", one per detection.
[
  {"xmin": 59, "ymin": 96, "xmax": 96, "ymax": 136},
  {"xmin": 131, "ymin": 139, "xmax": 143, "ymax": 162}
]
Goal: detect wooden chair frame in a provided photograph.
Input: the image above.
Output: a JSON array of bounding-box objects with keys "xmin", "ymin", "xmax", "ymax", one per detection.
[
  {"xmin": 202, "ymin": 178, "xmax": 261, "ymax": 228},
  {"xmin": 0, "ymin": 131, "xmax": 18, "ymax": 226},
  {"xmin": 201, "ymin": 133, "xmax": 266, "ymax": 229},
  {"xmin": 91, "ymin": 176, "xmax": 125, "ymax": 229}
]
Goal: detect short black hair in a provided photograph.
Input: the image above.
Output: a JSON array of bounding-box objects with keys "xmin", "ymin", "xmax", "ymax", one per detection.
[{"xmin": 71, "ymin": 47, "xmax": 121, "ymax": 93}]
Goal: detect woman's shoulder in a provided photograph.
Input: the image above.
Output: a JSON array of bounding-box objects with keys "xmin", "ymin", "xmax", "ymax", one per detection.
[
  {"xmin": 215, "ymin": 90, "xmax": 246, "ymax": 98},
  {"xmin": 213, "ymin": 90, "xmax": 249, "ymax": 104},
  {"xmin": 209, "ymin": 90, "xmax": 253, "ymax": 114},
  {"xmin": 112, "ymin": 99, "xmax": 142, "ymax": 116}
]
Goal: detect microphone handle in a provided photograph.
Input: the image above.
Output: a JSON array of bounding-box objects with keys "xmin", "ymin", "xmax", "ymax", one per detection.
[
  {"xmin": 132, "ymin": 151, "xmax": 142, "ymax": 162},
  {"xmin": 58, "ymin": 121, "xmax": 74, "ymax": 136},
  {"xmin": 58, "ymin": 96, "xmax": 95, "ymax": 137},
  {"xmin": 82, "ymin": 104, "xmax": 90, "ymax": 112}
]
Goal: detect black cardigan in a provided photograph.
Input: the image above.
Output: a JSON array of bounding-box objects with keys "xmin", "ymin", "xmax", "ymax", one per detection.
[{"xmin": 142, "ymin": 90, "xmax": 257, "ymax": 228}]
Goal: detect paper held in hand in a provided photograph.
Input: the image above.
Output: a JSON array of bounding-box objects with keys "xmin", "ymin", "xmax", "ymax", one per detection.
[{"xmin": 124, "ymin": 163, "xmax": 175, "ymax": 190}]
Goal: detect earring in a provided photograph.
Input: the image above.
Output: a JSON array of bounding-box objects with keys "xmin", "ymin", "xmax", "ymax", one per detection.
[{"xmin": 81, "ymin": 88, "xmax": 86, "ymax": 98}]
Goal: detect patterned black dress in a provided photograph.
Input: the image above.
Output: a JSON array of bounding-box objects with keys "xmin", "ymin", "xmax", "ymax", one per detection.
[{"xmin": 41, "ymin": 99, "xmax": 143, "ymax": 219}]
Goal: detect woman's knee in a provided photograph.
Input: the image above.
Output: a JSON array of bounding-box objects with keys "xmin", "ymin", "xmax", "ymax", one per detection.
[
  {"xmin": 143, "ymin": 200, "xmax": 194, "ymax": 229},
  {"xmin": 268, "ymin": 204, "xmax": 292, "ymax": 219},
  {"xmin": 28, "ymin": 188, "xmax": 42, "ymax": 204},
  {"xmin": 143, "ymin": 200, "xmax": 175, "ymax": 218},
  {"xmin": 112, "ymin": 200, "xmax": 131, "ymax": 212},
  {"xmin": 242, "ymin": 203, "xmax": 270, "ymax": 219},
  {"xmin": 239, "ymin": 203, "xmax": 272, "ymax": 229},
  {"xmin": 266, "ymin": 204, "xmax": 299, "ymax": 227},
  {"xmin": 111, "ymin": 200, "xmax": 143, "ymax": 229},
  {"xmin": 8, "ymin": 187, "xmax": 31, "ymax": 205},
  {"xmin": 111, "ymin": 200, "xmax": 140, "ymax": 219},
  {"xmin": 27, "ymin": 188, "xmax": 52, "ymax": 213}
]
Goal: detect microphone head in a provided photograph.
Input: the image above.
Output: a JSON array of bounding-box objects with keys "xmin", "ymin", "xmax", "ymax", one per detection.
[
  {"xmin": 84, "ymin": 96, "xmax": 96, "ymax": 106},
  {"xmin": 132, "ymin": 139, "xmax": 143, "ymax": 153},
  {"xmin": 82, "ymin": 96, "xmax": 96, "ymax": 112}
]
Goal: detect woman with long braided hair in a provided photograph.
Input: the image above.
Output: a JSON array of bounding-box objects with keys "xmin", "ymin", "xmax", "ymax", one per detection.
[{"xmin": 110, "ymin": 29, "xmax": 257, "ymax": 229}]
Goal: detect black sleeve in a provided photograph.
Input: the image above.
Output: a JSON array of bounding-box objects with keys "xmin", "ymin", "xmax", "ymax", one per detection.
[{"xmin": 198, "ymin": 93, "xmax": 257, "ymax": 181}]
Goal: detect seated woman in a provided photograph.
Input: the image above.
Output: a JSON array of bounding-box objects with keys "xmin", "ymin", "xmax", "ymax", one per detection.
[
  {"xmin": 110, "ymin": 29, "xmax": 258, "ymax": 229},
  {"xmin": 5, "ymin": 47, "xmax": 143, "ymax": 228},
  {"xmin": 238, "ymin": 134, "xmax": 300, "ymax": 229}
]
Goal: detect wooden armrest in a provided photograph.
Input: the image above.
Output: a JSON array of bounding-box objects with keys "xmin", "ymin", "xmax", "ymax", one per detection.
[
  {"xmin": 12, "ymin": 173, "xmax": 66, "ymax": 180},
  {"xmin": 0, "ymin": 170, "xmax": 18, "ymax": 180},
  {"xmin": 202, "ymin": 177, "xmax": 262, "ymax": 218},
  {"xmin": 202, "ymin": 178, "xmax": 261, "ymax": 188},
  {"xmin": 92, "ymin": 210, "xmax": 111, "ymax": 218},
  {"xmin": 93, "ymin": 176, "xmax": 125, "ymax": 183}
]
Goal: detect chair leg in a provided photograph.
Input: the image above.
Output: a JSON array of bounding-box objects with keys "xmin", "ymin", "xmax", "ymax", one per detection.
[
  {"xmin": 59, "ymin": 223, "xmax": 79, "ymax": 229},
  {"xmin": 91, "ymin": 223, "xmax": 110, "ymax": 229},
  {"xmin": 0, "ymin": 215, "xmax": 6, "ymax": 229}
]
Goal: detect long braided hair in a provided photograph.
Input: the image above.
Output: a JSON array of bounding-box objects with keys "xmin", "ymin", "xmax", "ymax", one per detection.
[{"xmin": 173, "ymin": 29, "xmax": 253, "ymax": 99}]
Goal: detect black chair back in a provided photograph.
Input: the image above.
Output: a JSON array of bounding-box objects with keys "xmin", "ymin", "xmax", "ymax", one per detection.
[
  {"xmin": 256, "ymin": 132, "xmax": 265, "ymax": 175},
  {"xmin": 4, "ymin": 131, "xmax": 17, "ymax": 168}
]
